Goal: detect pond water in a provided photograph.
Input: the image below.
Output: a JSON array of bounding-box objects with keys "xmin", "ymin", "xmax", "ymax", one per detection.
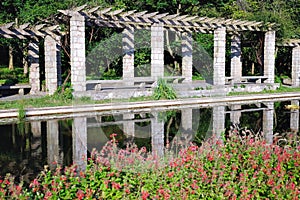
[{"xmin": 0, "ymin": 99, "xmax": 299, "ymax": 182}]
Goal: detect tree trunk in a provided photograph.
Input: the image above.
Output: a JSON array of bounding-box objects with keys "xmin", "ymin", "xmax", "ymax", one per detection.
[{"xmin": 8, "ymin": 46, "xmax": 14, "ymax": 70}]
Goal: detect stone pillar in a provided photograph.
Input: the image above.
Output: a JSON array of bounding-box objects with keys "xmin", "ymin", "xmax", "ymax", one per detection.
[
  {"xmin": 230, "ymin": 105, "xmax": 241, "ymax": 124},
  {"xmin": 182, "ymin": 32, "xmax": 193, "ymax": 82},
  {"xmin": 123, "ymin": 113, "xmax": 135, "ymax": 137},
  {"xmin": 28, "ymin": 39, "xmax": 40, "ymax": 93},
  {"xmin": 45, "ymin": 35, "xmax": 62, "ymax": 95},
  {"xmin": 231, "ymin": 34, "xmax": 242, "ymax": 83},
  {"xmin": 70, "ymin": 14, "xmax": 86, "ymax": 92},
  {"xmin": 47, "ymin": 120, "xmax": 60, "ymax": 169},
  {"xmin": 213, "ymin": 27, "xmax": 226, "ymax": 85},
  {"xmin": 292, "ymin": 46, "xmax": 300, "ymax": 86},
  {"xmin": 213, "ymin": 106, "xmax": 225, "ymax": 139},
  {"xmin": 151, "ymin": 23, "xmax": 164, "ymax": 80},
  {"xmin": 72, "ymin": 117, "xmax": 87, "ymax": 171},
  {"xmin": 263, "ymin": 31, "xmax": 276, "ymax": 83},
  {"xmin": 151, "ymin": 112, "xmax": 164, "ymax": 157},
  {"xmin": 122, "ymin": 27, "xmax": 135, "ymax": 85},
  {"xmin": 263, "ymin": 102, "xmax": 274, "ymax": 144},
  {"xmin": 290, "ymin": 100, "xmax": 299, "ymax": 132}
]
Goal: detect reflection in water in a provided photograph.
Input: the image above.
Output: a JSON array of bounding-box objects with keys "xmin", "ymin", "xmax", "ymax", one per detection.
[{"xmin": 0, "ymin": 100, "xmax": 299, "ymax": 182}]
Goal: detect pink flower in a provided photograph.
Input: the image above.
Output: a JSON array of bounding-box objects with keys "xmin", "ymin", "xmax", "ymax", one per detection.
[
  {"xmin": 76, "ymin": 190, "xmax": 85, "ymax": 200},
  {"xmin": 141, "ymin": 190, "xmax": 149, "ymax": 200},
  {"xmin": 168, "ymin": 172, "xmax": 174, "ymax": 178}
]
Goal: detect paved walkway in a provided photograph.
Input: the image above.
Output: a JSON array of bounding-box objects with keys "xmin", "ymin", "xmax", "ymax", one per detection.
[{"xmin": 0, "ymin": 92, "xmax": 47, "ymax": 101}]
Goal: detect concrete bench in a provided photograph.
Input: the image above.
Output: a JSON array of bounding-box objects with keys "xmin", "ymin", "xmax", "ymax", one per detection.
[
  {"xmin": 0, "ymin": 84, "xmax": 31, "ymax": 95},
  {"xmin": 226, "ymin": 76, "xmax": 268, "ymax": 84},
  {"xmin": 87, "ymin": 76, "xmax": 185, "ymax": 91}
]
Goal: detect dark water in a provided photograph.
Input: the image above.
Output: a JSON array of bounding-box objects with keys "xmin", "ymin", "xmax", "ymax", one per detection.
[{"xmin": 0, "ymin": 99, "xmax": 298, "ymax": 182}]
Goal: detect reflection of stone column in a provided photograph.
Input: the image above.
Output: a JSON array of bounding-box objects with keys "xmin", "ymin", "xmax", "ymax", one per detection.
[
  {"xmin": 151, "ymin": 23, "xmax": 164, "ymax": 80},
  {"xmin": 182, "ymin": 32, "xmax": 193, "ymax": 82},
  {"xmin": 181, "ymin": 109, "xmax": 193, "ymax": 132},
  {"xmin": 28, "ymin": 39, "xmax": 40, "ymax": 94},
  {"xmin": 123, "ymin": 114, "xmax": 135, "ymax": 137},
  {"xmin": 45, "ymin": 35, "xmax": 62, "ymax": 95},
  {"xmin": 231, "ymin": 34, "xmax": 242, "ymax": 83},
  {"xmin": 213, "ymin": 106, "xmax": 225, "ymax": 139},
  {"xmin": 264, "ymin": 31, "xmax": 276, "ymax": 83},
  {"xmin": 31, "ymin": 121, "xmax": 41, "ymax": 137},
  {"xmin": 73, "ymin": 117, "xmax": 87, "ymax": 171},
  {"xmin": 292, "ymin": 47, "xmax": 300, "ymax": 86},
  {"xmin": 122, "ymin": 27, "xmax": 135, "ymax": 85},
  {"xmin": 263, "ymin": 102, "xmax": 274, "ymax": 144},
  {"xmin": 213, "ymin": 27, "xmax": 226, "ymax": 86},
  {"xmin": 47, "ymin": 120, "xmax": 59, "ymax": 169},
  {"xmin": 151, "ymin": 112, "xmax": 164, "ymax": 157},
  {"xmin": 230, "ymin": 105, "xmax": 241, "ymax": 124},
  {"xmin": 31, "ymin": 121, "xmax": 42, "ymax": 158},
  {"xmin": 290, "ymin": 100, "xmax": 299, "ymax": 132},
  {"xmin": 70, "ymin": 13, "xmax": 86, "ymax": 92}
]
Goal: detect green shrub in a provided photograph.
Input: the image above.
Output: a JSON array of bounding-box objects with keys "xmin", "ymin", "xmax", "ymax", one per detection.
[{"xmin": 153, "ymin": 78, "xmax": 177, "ymax": 100}]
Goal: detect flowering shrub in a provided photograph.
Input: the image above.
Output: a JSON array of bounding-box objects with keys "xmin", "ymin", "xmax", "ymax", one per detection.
[{"xmin": 0, "ymin": 134, "xmax": 300, "ymax": 199}]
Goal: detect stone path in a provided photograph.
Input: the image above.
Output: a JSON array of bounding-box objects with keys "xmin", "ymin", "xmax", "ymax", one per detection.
[{"xmin": 0, "ymin": 92, "xmax": 46, "ymax": 101}]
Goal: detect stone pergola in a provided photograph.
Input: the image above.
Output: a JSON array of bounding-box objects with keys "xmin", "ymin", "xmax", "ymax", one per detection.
[
  {"xmin": 277, "ymin": 39, "xmax": 300, "ymax": 87},
  {"xmin": 0, "ymin": 22, "xmax": 62, "ymax": 94},
  {"xmin": 58, "ymin": 5, "xmax": 278, "ymax": 93}
]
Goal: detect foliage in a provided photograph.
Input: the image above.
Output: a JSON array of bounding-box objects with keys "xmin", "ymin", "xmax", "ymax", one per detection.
[
  {"xmin": 1, "ymin": 133, "xmax": 300, "ymax": 199},
  {"xmin": 0, "ymin": 67, "xmax": 28, "ymax": 85},
  {"xmin": 153, "ymin": 78, "xmax": 177, "ymax": 100}
]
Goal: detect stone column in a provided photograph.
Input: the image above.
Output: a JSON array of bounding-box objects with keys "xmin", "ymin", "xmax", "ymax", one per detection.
[
  {"xmin": 123, "ymin": 113, "xmax": 135, "ymax": 137},
  {"xmin": 47, "ymin": 120, "xmax": 60, "ymax": 169},
  {"xmin": 70, "ymin": 14, "xmax": 86, "ymax": 92},
  {"xmin": 231, "ymin": 34, "xmax": 242, "ymax": 83},
  {"xmin": 28, "ymin": 39, "xmax": 40, "ymax": 93},
  {"xmin": 290, "ymin": 100, "xmax": 299, "ymax": 132},
  {"xmin": 230, "ymin": 105, "xmax": 241, "ymax": 124},
  {"xmin": 213, "ymin": 106, "xmax": 225, "ymax": 139},
  {"xmin": 213, "ymin": 27, "xmax": 226, "ymax": 85},
  {"xmin": 263, "ymin": 31, "xmax": 276, "ymax": 83},
  {"xmin": 45, "ymin": 35, "xmax": 62, "ymax": 95},
  {"xmin": 72, "ymin": 117, "xmax": 87, "ymax": 171},
  {"xmin": 263, "ymin": 102, "xmax": 274, "ymax": 144},
  {"xmin": 122, "ymin": 27, "xmax": 135, "ymax": 85},
  {"xmin": 151, "ymin": 112, "xmax": 164, "ymax": 157},
  {"xmin": 182, "ymin": 32, "xmax": 193, "ymax": 82},
  {"xmin": 151, "ymin": 23, "xmax": 164, "ymax": 80},
  {"xmin": 292, "ymin": 46, "xmax": 300, "ymax": 86}
]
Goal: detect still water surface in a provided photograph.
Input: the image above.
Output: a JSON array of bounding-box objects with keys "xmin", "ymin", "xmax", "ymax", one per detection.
[{"xmin": 0, "ymin": 99, "xmax": 298, "ymax": 182}]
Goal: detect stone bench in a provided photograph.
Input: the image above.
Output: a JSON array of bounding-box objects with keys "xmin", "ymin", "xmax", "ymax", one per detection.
[
  {"xmin": 226, "ymin": 76, "xmax": 268, "ymax": 84},
  {"xmin": 87, "ymin": 76, "xmax": 185, "ymax": 91},
  {"xmin": 0, "ymin": 84, "xmax": 31, "ymax": 95}
]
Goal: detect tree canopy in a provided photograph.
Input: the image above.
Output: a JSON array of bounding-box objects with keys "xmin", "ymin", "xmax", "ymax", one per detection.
[{"xmin": 0, "ymin": 0, "xmax": 299, "ymax": 39}]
